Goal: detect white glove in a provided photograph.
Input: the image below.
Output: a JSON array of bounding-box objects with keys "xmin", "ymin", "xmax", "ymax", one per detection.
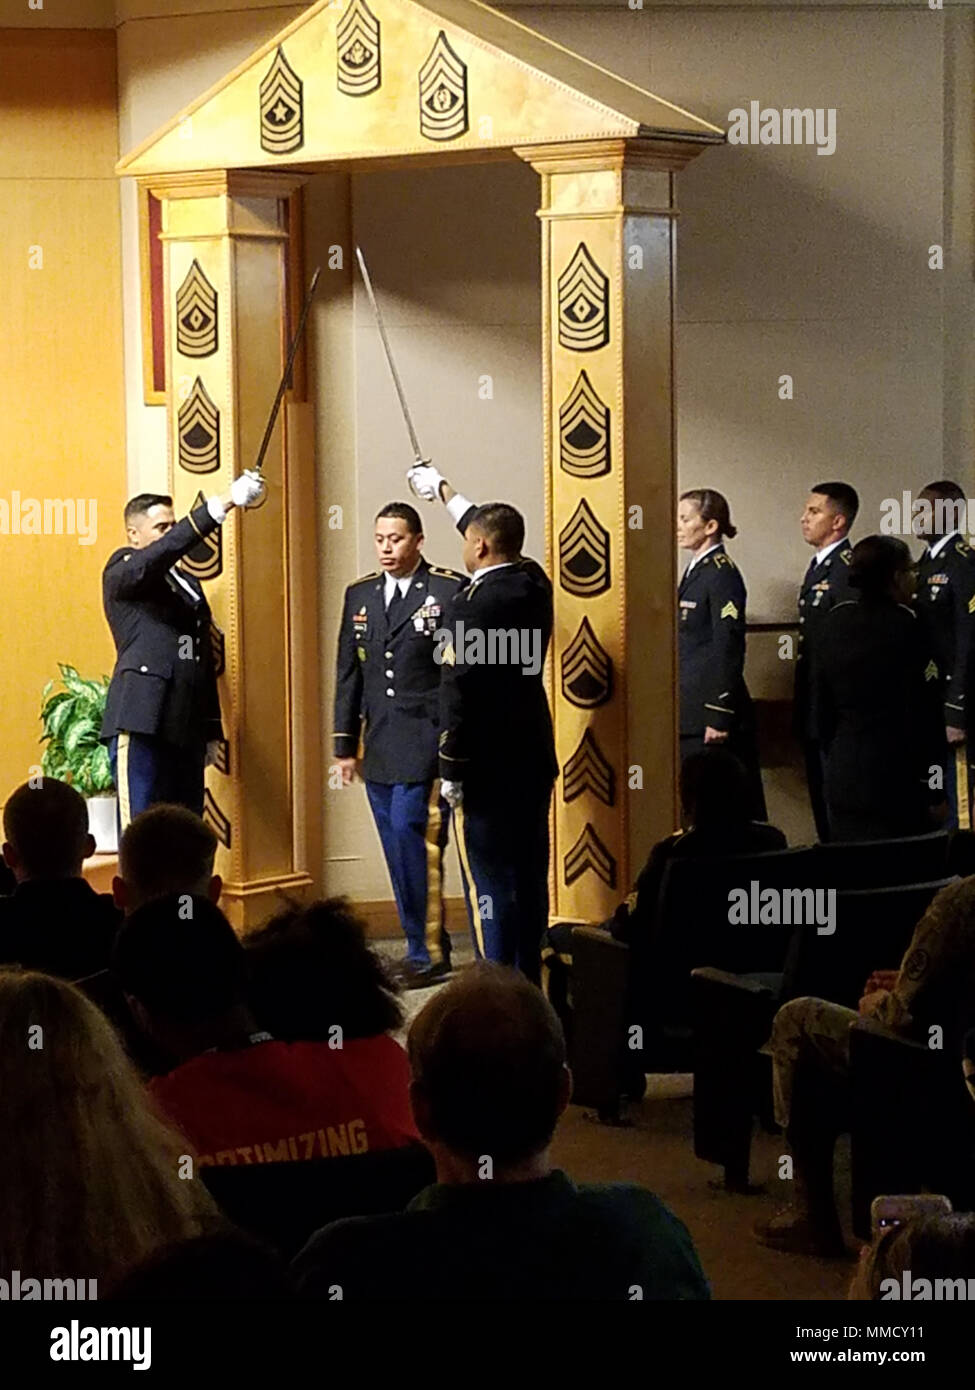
[
  {"xmin": 441, "ymin": 780, "xmax": 463, "ymax": 809},
  {"xmin": 205, "ymin": 740, "xmax": 222, "ymax": 768},
  {"xmin": 231, "ymin": 470, "xmax": 266, "ymax": 508},
  {"xmin": 408, "ymin": 462, "xmax": 445, "ymax": 503}
]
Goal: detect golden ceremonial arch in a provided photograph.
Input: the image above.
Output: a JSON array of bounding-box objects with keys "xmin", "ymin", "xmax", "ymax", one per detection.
[{"xmin": 117, "ymin": 0, "xmax": 724, "ymax": 930}]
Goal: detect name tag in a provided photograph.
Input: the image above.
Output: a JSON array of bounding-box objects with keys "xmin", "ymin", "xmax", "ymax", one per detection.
[{"xmin": 679, "ymin": 600, "xmax": 697, "ymax": 609}]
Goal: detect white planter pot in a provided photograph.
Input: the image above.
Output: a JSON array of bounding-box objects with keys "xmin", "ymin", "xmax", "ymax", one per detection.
[{"xmin": 87, "ymin": 795, "xmax": 118, "ymax": 855}]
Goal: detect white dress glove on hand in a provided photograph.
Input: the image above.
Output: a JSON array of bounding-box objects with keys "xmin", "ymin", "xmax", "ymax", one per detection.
[
  {"xmin": 231, "ymin": 470, "xmax": 266, "ymax": 508},
  {"xmin": 441, "ymin": 779, "xmax": 463, "ymax": 809},
  {"xmin": 407, "ymin": 462, "xmax": 445, "ymax": 503}
]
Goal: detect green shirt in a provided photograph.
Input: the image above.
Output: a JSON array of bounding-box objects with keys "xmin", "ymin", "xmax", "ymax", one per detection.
[{"xmin": 293, "ymin": 1169, "xmax": 710, "ymax": 1301}]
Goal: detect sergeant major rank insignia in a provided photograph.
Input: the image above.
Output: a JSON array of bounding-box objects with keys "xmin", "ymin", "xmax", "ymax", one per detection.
[
  {"xmin": 260, "ymin": 46, "xmax": 304, "ymax": 154},
  {"xmin": 337, "ymin": 0, "xmax": 381, "ymax": 97},
  {"xmin": 419, "ymin": 31, "xmax": 469, "ymax": 141}
]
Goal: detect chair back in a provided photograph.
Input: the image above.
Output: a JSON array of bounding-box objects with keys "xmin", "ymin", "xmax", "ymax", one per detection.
[
  {"xmin": 811, "ymin": 831, "xmax": 950, "ymax": 890},
  {"xmin": 201, "ymin": 1143, "xmax": 436, "ymax": 1258},
  {"xmin": 647, "ymin": 847, "xmax": 820, "ymax": 1023},
  {"xmin": 782, "ymin": 877, "xmax": 954, "ymax": 1009}
]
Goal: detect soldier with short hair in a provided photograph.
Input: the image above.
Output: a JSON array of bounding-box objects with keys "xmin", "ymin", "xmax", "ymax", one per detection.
[{"xmin": 333, "ymin": 503, "xmax": 465, "ymax": 988}]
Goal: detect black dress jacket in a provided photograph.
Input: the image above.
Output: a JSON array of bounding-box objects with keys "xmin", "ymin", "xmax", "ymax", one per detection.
[
  {"xmin": 100, "ymin": 503, "xmax": 223, "ymax": 749},
  {"xmin": 794, "ymin": 538, "xmax": 854, "ymax": 741},
  {"xmin": 815, "ymin": 598, "xmax": 944, "ymax": 839},
  {"xmin": 333, "ymin": 557, "xmax": 466, "ymax": 785},
  {"xmin": 678, "ymin": 545, "xmax": 749, "ymax": 737},
  {"xmin": 438, "ymin": 561, "xmax": 558, "ymax": 791}
]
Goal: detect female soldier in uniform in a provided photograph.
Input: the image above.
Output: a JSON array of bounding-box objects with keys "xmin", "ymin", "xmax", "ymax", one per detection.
[
  {"xmin": 815, "ymin": 535, "xmax": 946, "ymax": 841},
  {"xmin": 676, "ymin": 488, "xmax": 766, "ymax": 819}
]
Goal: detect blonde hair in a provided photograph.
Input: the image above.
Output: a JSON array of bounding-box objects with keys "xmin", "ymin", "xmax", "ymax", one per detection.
[{"xmin": 0, "ymin": 969, "xmax": 220, "ymax": 1283}]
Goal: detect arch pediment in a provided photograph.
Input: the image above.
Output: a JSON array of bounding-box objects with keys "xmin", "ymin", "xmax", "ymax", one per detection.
[{"xmin": 117, "ymin": 0, "xmax": 722, "ymax": 177}]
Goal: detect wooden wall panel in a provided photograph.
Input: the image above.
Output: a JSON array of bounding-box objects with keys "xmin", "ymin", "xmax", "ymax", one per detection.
[{"xmin": 0, "ymin": 30, "xmax": 125, "ymax": 809}]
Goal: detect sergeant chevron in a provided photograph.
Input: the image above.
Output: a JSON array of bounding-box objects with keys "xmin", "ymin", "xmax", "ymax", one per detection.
[{"xmin": 434, "ymin": 621, "xmax": 543, "ymax": 676}]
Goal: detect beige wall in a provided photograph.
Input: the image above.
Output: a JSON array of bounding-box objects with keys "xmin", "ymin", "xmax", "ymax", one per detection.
[
  {"xmin": 0, "ymin": 28, "xmax": 126, "ymax": 810},
  {"xmin": 114, "ymin": 0, "xmax": 975, "ymax": 895}
]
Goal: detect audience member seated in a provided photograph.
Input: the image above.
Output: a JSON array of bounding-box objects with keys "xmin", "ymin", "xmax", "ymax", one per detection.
[
  {"xmin": 755, "ymin": 876, "xmax": 975, "ymax": 1257},
  {"xmin": 0, "ymin": 968, "xmax": 218, "ymax": 1286},
  {"xmin": 112, "ymin": 895, "xmax": 420, "ymax": 1167},
  {"xmin": 245, "ymin": 899, "xmax": 403, "ymax": 1042},
  {"xmin": 541, "ymin": 750, "xmax": 786, "ymax": 1019},
  {"xmin": 293, "ymin": 963, "xmax": 710, "ymax": 1300},
  {"xmin": 112, "ymin": 803, "xmax": 222, "ymax": 913},
  {"xmin": 849, "ymin": 1212, "xmax": 975, "ymax": 1299},
  {"xmin": 0, "ymin": 778, "xmax": 120, "ymax": 979},
  {"xmin": 105, "ymin": 1230, "xmax": 294, "ymax": 1300},
  {"xmin": 77, "ymin": 804, "xmax": 223, "ymax": 1073},
  {"xmin": 611, "ymin": 749, "xmax": 787, "ymax": 948}
]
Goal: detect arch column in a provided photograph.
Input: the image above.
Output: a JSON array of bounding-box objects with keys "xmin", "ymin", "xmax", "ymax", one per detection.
[
  {"xmin": 518, "ymin": 139, "xmax": 696, "ymax": 922},
  {"xmin": 148, "ymin": 169, "xmax": 317, "ymax": 929}
]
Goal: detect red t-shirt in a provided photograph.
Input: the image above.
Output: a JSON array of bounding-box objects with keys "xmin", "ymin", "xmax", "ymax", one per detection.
[{"xmin": 148, "ymin": 1035, "xmax": 419, "ymax": 1167}]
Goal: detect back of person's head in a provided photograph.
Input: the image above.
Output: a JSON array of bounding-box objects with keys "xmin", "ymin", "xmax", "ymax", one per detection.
[
  {"xmin": 680, "ymin": 749, "xmax": 750, "ymax": 828},
  {"xmin": 407, "ymin": 963, "xmax": 569, "ymax": 1168},
  {"xmin": 849, "ymin": 1213, "xmax": 975, "ymax": 1300},
  {"xmin": 245, "ymin": 898, "xmax": 403, "ymax": 1042},
  {"xmin": 112, "ymin": 894, "xmax": 246, "ymax": 1028},
  {"xmin": 849, "ymin": 535, "xmax": 912, "ymax": 600},
  {"xmin": 468, "ymin": 503, "xmax": 525, "ymax": 560},
  {"xmin": 0, "ymin": 967, "xmax": 217, "ymax": 1280},
  {"xmin": 116, "ymin": 805, "xmax": 219, "ymax": 912},
  {"xmin": 2, "ymin": 778, "xmax": 94, "ymax": 882},
  {"xmin": 811, "ymin": 481, "xmax": 859, "ymax": 528},
  {"xmin": 105, "ymin": 1230, "xmax": 293, "ymax": 1300}
]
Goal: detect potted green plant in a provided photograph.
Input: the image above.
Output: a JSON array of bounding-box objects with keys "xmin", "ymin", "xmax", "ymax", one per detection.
[{"xmin": 39, "ymin": 665, "xmax": 117, "ymax": 854}]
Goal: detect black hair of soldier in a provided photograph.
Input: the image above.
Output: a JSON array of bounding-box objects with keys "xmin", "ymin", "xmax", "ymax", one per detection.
[
  {"xmin": 124, "ymin": 493, "xmax": 173, "ymax": 524},
  {"xmin": 245, "ymin": 898, "xmax": 404, "ymax": 1041},
  {"xmin": 375, "ymin": 501, "xmax": 423, "ymax": 536},
  {"xmin": 810, "ymin": 481, "xmax": 859, "ymax": 526},
  {"xmin": 467, "ymin": 502, "xmax": 525, "ymax": 559},
  {"xmin": 679, "ymin": 488, "xmax": 737, "ymax": 540},
  {"xmin": 920, "ymin": 479, "xmax": 966, "ymax": 505},
  {"xmin": 848, "ymin": 534, "xmax": 913, "ymax": 599}
]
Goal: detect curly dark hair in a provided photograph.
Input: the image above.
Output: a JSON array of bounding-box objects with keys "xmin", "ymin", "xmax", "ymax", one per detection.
[{"xmin": 245, "ymin": 898, "xmax": 403, "ymax": 1041}]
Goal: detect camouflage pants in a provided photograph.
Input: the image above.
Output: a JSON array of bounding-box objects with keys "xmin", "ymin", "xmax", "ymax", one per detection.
[{"xmin": 770, "ymin": 996, "xmax": 859, "ymax": 1130}]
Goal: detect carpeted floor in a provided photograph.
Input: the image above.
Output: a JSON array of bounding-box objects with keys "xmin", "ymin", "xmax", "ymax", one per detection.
[{"xmin": 381, "ymin": 936, "xmax": 856, "ymax": 1301}]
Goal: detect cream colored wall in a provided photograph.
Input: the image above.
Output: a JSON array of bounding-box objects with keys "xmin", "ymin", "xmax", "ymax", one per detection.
[
  {"xmin": 116, "ymin": 3, "xmax": 304, "ymax": 496},
  {"xmin": 115, "ymin": 0, "xmax": 975, "ymax": 897},
  {"xmin": 0, "ymin": 28, "xmax": 125, "ymax": 810}
]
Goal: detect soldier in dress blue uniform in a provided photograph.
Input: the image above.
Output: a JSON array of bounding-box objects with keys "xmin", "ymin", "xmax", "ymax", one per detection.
[
  {"xmin": 677, "ymin": 488, "xmax": 766, "ymax": 820},
  {"xmin": 407, "ymin": 463, "xmax": 558, "ymax": 984},
  {"xmin": 333, "ymin": 503, "xmax": 466, "ymax": 988},
  {"xmin": 795, "ymin": 482, "xmax": 858, "ymax": 841},
  {"xmin": 913, "ymin": 480, "xmax": 975, "ymax": 827},
  {"xmin": 100, "ymin": 474, "xmax": 265, "ymax": 827}
]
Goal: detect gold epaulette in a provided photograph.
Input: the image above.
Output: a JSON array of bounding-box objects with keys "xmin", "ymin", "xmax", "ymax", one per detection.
[
  {"xmin": 428, "ymin": 565, "xmax": 465, "ymax": 581},
  {"xmin": 352, "ymin": 571, "xmax": 380, "ymax": 584},
  {"xmin": 711, "ymin": 552, "xmax": 737, "ymax": 570}
]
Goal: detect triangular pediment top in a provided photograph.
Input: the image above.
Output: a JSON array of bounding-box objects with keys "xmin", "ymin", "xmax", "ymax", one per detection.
[{"xmin": 117, "ymin": 0, "xmax": 722, "ymax": 178}]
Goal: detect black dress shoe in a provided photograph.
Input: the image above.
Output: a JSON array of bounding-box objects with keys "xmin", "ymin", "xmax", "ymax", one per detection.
[{"xmin": 398, "ymin": 960, "xmax": 453, "ymax": 990}]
